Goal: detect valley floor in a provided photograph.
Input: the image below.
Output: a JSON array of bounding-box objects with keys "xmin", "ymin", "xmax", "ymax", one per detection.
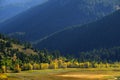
[{"xmin": 6, "ymin": 68, "xmax": 120, "ymax": 80}]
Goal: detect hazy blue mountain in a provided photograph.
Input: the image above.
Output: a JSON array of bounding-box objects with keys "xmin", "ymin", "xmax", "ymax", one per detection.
[
  {"xmin": 35, "ymin": 10, "xmax": 120, "ymax": 54},
  {"xmin": 0, "ymin": 0, "xmax": 48, "ymax": 23},
  {"xmin": 0, "ymin": 0, "xmax": 119, "ymax": 42}
]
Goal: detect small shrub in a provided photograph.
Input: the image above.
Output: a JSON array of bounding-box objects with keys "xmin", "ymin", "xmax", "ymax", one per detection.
[
  {"xmin": 49, "ymin": 62, "xmax": 58, "ymax": 69},
  {"xmin": 22, "ymin": 63, "xmax": 29, "ymax": 70},
  {"xmin": 84, "ymin": 62, "xmax": 91, "ymax": 68},
  {"xmin": 1, "ymin": 66, "xmax": 6, "ymax": 73},
  {"xmin": 14, "ymin": 64, "xmax": 21, "ymax": 73},
  {"xmin": 33, "ymin": 63, "xmax": 40, "ymax": 70},
  {"xmin": 28, "ymin": 63, "xmax": 33, "ymax": 70},
  {"xmin": 68, "ymin": 62, "xmax": 79, "ymax": 68},
  {"xmin": 40, "ymin": 63, "xmax": 49, "ymax": 69},
  {"xmin": 79, "ymin": 63, "xmax": 84, "ymax": 68},
  {"xmin": 92, "ymin": 63, "xmax": 99, "ymax": 68},
  {"xmin": 60, "ymin": 63, "xmax": 67, "ymax": 69}
]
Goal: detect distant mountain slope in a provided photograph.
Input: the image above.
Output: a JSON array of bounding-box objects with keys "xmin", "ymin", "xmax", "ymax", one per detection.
[
  {"xmin": 0, "ymin": 0, "xmax": 119, "ymax": 42},
  {"xmin": 0, "ymin": 0, "xmax": 48, "ymax": 23},
  {"xmin": 35, "ymin": 10, "xmax": 120, "ymax": 54}
]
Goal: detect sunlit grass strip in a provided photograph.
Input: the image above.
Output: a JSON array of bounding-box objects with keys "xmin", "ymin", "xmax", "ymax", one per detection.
[{"xmin": 0, "ymin": 74, "xmax": 8, "ymax": 79}]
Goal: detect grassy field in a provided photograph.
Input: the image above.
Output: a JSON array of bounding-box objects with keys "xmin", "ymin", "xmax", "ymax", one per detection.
[{"xmin": 5, "ymin": 68, "xmax": 120, "ymax": 80}]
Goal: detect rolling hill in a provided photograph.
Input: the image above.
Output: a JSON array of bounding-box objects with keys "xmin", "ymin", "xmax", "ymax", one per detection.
[
  {"xmin": 35, "ymin": 10, "xmax": 120, "ymax": 54},
  {"xmin": 0, "ymin": 33, "xmax": 37, "ymax": 56},
  {"xmin": 0, "ymin": 0, "xmax": 119, "ymax": 42}
]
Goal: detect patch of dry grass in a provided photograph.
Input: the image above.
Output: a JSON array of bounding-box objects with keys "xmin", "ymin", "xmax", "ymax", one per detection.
[
  {"xmin": 6, "ymin": 69, "xmax": 120, "ymax": 80},
  {"xmin": 12, "ymin": 44, "xmax": 36, "ymax": 55},
  {"xmin": 0, "ymin": 74, "xmax": 8, "ymax": 80}
]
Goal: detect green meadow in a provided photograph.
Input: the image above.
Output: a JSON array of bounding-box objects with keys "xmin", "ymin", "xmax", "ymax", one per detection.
[{"xmin": 4, "ymin": 68, "xmax": 120, "ymax": 80}]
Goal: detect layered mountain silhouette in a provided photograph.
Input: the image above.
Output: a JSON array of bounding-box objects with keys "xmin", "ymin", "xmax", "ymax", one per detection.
[
  {"xmin": 0, "ymin": 0, "xmax": 48, "ymax": 23},
  {"xmin": 0, "ymin": 0, "xmax": 119, "ymax": 42},
  {"xmin": 35, "ymin": 10, "xmax": 120, "ymax": 54}
]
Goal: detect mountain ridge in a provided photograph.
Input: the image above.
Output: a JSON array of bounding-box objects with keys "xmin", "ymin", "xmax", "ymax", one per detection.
[
  {"xmin": 35, "ymin": 10, "xmax": 120, "ymax": 54},
  {"xmin": 0, "ymin": 0, "xmax": 119, "ymax": 42}
]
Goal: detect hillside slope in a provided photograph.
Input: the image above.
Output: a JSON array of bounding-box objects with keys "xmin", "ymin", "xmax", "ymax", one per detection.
[
  {"xmin": 0, "ymin": 0, "xmax": 119, "ymax": 42},
  {"xmin": 0, "ymin": 0, "xmax": 48, "ymax": 23},
  {"xmin": 35, "ymin": 10, "xmax": 120, "ymax": 54},
  {"xmin": 0, "ymin": 34, "xmax": 37, "ymax": 57}
]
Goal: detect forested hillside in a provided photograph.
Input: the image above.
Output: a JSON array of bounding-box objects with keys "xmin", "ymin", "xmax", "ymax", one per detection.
[
  {"xmin": 35, "ymin": 10, "xmax": 120, "ymax": 54},
  {"xmin": 1, "ymin": 33, "xmax": 120, "ymax": 73},
  {"xmin": 0, "ymin": 33, "xmax": 51, "ymax": 72},
  {"xmin": 0, "ymin": 0, "xmax": 119, "ymax": 42}
]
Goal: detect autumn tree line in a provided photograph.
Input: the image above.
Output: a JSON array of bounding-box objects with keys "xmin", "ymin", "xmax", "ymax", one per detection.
[{"xmin": 1, "ymin": 34, "xmax": 120, "ymax": 73}]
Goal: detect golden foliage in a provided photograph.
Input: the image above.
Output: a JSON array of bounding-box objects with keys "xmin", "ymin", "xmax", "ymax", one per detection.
[
  {"xmin": 33, "ymin": 63, "xmax": 40, "ymax": 70},
  {"xmin": 49, "ymin": 62, "xmax": 58, "ymax": 69},
  {"xmin": 14, "ymin": 64, "xmax": 21, "ymax": 73},
  {"xmin": 40, "ymin": 63, "xmax": 49, "ymax": 69},
  {"xmin": 1, "ymin": 66, "xmax": 6, "ymax": 73}
]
